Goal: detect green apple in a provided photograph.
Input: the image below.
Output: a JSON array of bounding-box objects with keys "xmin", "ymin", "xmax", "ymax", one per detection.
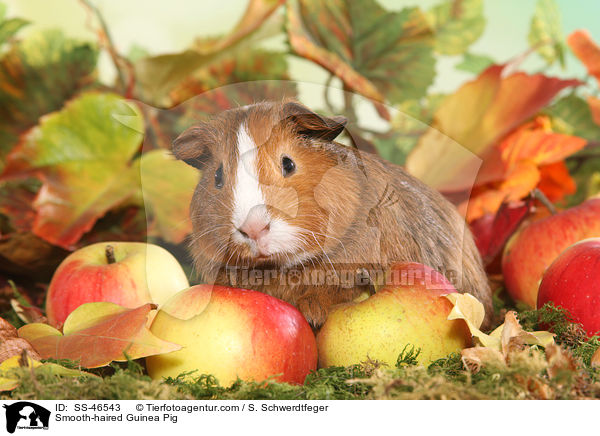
[
  {"xmin": 317, "ymin": 262, "xmax": 471, "ymax": 367},
  {"xmin": 502, "ymin": 197, "xmax": 600, "ymax": 308},
  {"xmin": 146, "ymin": 285, "xmax": 318, "ymax": 386},
  {"xmin": 46, "ymin": 242, "xmax": 189, "ymax": 327}
]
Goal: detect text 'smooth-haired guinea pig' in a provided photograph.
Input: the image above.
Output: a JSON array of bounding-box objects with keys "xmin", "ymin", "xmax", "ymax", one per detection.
[{"xmin": 172, "ymin": 100, "xmax": 493, "ymax": 328}]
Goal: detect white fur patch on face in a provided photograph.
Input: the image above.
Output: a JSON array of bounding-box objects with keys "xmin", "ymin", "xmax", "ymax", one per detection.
[
  {"xmin": 266, "ymin": 218, "xmax": 304, "ymax": 259},
  {"xmin": 232, "ymin": 123, "xmax": 267, "ymax": 230},
  {"xmin": 231, "ymin": 123, "xmax": 304, "ymax": 261}
]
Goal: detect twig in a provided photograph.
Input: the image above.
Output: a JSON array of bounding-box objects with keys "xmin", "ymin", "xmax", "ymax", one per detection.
[
  {"xmin": 78, "ymin": 0, "xmax": 136, "ymax": 97},
  {"xmin": 531, "ymin": 188, "xmax": 557, "ymax": 215}
]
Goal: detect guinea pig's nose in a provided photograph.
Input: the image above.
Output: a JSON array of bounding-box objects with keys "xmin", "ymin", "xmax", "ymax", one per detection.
[{"xmin": 238, "ymin": 221, "xmax": 270, "ymax": 241}]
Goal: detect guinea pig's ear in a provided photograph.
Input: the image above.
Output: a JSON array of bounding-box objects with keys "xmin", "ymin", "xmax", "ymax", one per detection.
[
  {"xmin": 283, "ymin": 101, "xmax": 347, "ymax": 141},
  {"xmin": 172, "ymin": 125, "xmax": 213, "ymax": 170}
]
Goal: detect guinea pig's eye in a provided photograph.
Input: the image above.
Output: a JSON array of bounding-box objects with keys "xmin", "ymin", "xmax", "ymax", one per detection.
[
  {"xmin": 214, "ymin": 163, "xmax": 224, "ymax": 189},
  {"xmin": 281, "ymin": 155, "xmax": 296, "ymax": 177}
]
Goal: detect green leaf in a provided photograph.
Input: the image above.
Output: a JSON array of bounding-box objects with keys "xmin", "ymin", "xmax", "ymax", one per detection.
[
  {"xmin": 0, "ymin": 92, "xmax": 143, "ymax": 249},
  {"xmin": 428, "ymin": 0, "xmax": 485, "ymax": 55},
  {"xmin": 170, "ymin": 49, "xmax": 293, "ymax": 105},
  {"xmin": 455, "ymin": 52, "xmax": 495, "ymax": 74},
  {"xmin": 139, "ymin": 150, "xmax": 199, "ymax": 243},
  {"xmin": 545, "ymin": 94, "xmax": 600, "ymax": 140},
  {"xmin": 0, "ymin": 17, "xmax": 29, "ymax": 46},
  {"xmin": 287, "ymin": 0, "xmax": 435, "ymax": 105},
  {"xmin": 528, "ymin": 0, "xmax": 566, "ymax": 67},
  {"xmin": 0, "ymin": 30, "xmax": 98, "ymax": 170}
]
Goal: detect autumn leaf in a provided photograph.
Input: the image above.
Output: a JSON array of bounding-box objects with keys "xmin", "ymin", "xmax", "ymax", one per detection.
[
  {"xmin": 0, "ymin": 179, "xmax": 38, "ymax": 233},
  {"xmin": 528, "ymin": 0, "xmax": 566, "ymax": 66},
  {"xmin": 0, "ymin": 317, "xmax": 40, "ymax": 364},
  {"xmin": 445, "ymin": 297, "xmax": 555, "ymax": 373},
  {"xmin": 406, "ymin": 64, "xmax": 581, "ymax": 193},
  {"xmin": 286, "ymin": 0, "xmax": 434, "ymax": 111},
  {"xmin": 469, "ymin": 197, "xmax": 534, "ymax": 266},
  {"xmin": 169, "ymin": 49, "xmax": 294, "ymax": 107},
  {"xmin": 0, "ymin": 30, "xmax": 98, "ymax": 168},
  {"xmin": 427, "ymin": 0, "xmax": 485, "ymax": 55},
  {"xmin": 0, "ymin": 92, "xmax": 143, "ymax": 250},
  {"xmin": 459, "ymin": 116, "xmax": 586, "ymax": 221},
  {"xmin": 536, "ymin": 161, "xmax": 577, "ymax": 202},
  {"xmin": 139, "ymin": 150, "xmax": 199, "ymax": 243},
  {"xmin": 567, "ymin": 29, "xmax": 600, "ymax": 83},
  {"xmin": 18, "ymin": 302, "xmax": 181, "ymax": 368}
]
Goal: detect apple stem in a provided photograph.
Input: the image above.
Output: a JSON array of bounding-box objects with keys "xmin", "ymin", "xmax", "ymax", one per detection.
[
  {"xmin": 532, "ymin": 188, "xmax": 557, "ymax": 215},
  {"xmin": 105, "ymin": 245, "xmax": 116, "ymax": 264}
]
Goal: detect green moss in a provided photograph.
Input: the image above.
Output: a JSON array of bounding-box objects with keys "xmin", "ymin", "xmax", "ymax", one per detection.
[{"xmin": 3, "ymin": 304, "xmax": 600, "ymax": 400}]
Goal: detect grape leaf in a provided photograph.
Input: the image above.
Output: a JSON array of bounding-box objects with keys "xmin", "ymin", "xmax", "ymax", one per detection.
[
  {"xmin": 170, "ymin": 49, "xmax": 292, "ymax": 106},
  {"xmin": 0, "ymin": 30, "xmax": 98, "ymax": 169},
  {"xmin": 428, "ymin": 0, "xmax": 485, "ymax": 55},
  {"xmin": 0, "ymin": 11, "xmax": 28, "ymax": 47},
  {"xmin": 139, "ymin": 150, "xmax": 199, "ymax": 244},
  {"xmin": 405, "ymin": 64, "xmax": 581, "ymax": 193},
  {"xmin": 0, "ymin": 93, "xmax": 143, "ymax": 249},
  {"xmin": 18, "ymin": 302, "xmax": 181, "ymax": 368},
  {"xmin": 286, "ymin": 0, "xmax": 434, "ymax": 106},
  {"xmin": 528, "ymin": 0, "xmax": 566, "ymax": 67},
  {"xmin": 545, "ymin": 94, "xmax": 600, "ymax": 140},
  {"xmin": 456, "ymin": 52, "xmax": 495, "ymax": 74}
]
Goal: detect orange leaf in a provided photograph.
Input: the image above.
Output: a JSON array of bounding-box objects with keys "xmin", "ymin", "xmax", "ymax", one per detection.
[
  {"xmin": 406, "ymin": 64, "xmax": 580, "ymax": 192},
  {"xmin": 461, "ymin": 160, "xmax": 540, "ymax": 222},
  {"xmin": 567, "ymin": 30, "xmax": 600, "ymax": 83},
  {"xmin": 18, "ymin": 303, "xmax": 180, "ymax": 368},
  {"xmin": 499, "ymin": 116, "xmax": 587, "ymax": 169},
  {"xmin": 589, "ymin": 96, "xmax": 600, "ymax": 126},
  {"xmin": 537, "ymin": 161, "xmax": 577, "ymax": 203}
]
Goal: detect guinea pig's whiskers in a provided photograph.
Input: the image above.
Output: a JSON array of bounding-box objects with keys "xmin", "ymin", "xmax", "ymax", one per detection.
[{"xmin": 309, "ymin": 231, "xmax": 338, "ymax": 278}]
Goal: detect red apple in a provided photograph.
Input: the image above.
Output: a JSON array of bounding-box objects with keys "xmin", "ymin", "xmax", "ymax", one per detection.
[
  {"xmin": 146, "ymin": 285, "xmax": 317, "ymax": 386},
  {"xmin": 46, "ymin": 242, "xmax": 189, "ymax": 328},
  {"xmin": 537, "ymin": 238, "xmax": 600, "ymax": 336},
  {"xmin": 317, "ymin": 263, "xmax": 472, "ymax": 367},
  {"xmin": 502, "ymin": 198, "xmax": 600, "ymax": 308}
]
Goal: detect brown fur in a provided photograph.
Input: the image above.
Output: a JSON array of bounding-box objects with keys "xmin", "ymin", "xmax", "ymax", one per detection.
[{"xmin": 173, "ymin": 101, "xmax": 493, "ymax": 328}]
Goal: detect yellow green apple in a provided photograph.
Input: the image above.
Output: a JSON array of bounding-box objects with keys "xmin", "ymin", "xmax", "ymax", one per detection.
[
  {"xmin": 146, "ymin": 285, "xmax": 317, "ymax": 386},
  {"xmin": 502, "ymin": 197, "xmax": 600, "ymax": 308},
  {"xmin": 46, "ymin": 242, "xmax": 189, "ymax": 328},
  {"xmin": 317, "ymin": 262, "xmax": 471, "ymax": 367}
]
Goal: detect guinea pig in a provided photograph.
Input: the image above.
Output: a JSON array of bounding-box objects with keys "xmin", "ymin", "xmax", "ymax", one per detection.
[{"xmin": 172, "ymin": 100, "xmax": 493, "ymax": 329}]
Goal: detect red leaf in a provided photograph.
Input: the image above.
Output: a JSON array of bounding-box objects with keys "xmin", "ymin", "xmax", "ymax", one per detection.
[{"xmin": 469, "ymin": 197, "xmax": 534, "ymax": 266}]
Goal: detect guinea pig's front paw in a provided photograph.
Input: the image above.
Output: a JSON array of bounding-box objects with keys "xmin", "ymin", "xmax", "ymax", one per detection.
[{"xmin": 295, "ymin": 295, "xmax": 329, "ymax": 329}]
